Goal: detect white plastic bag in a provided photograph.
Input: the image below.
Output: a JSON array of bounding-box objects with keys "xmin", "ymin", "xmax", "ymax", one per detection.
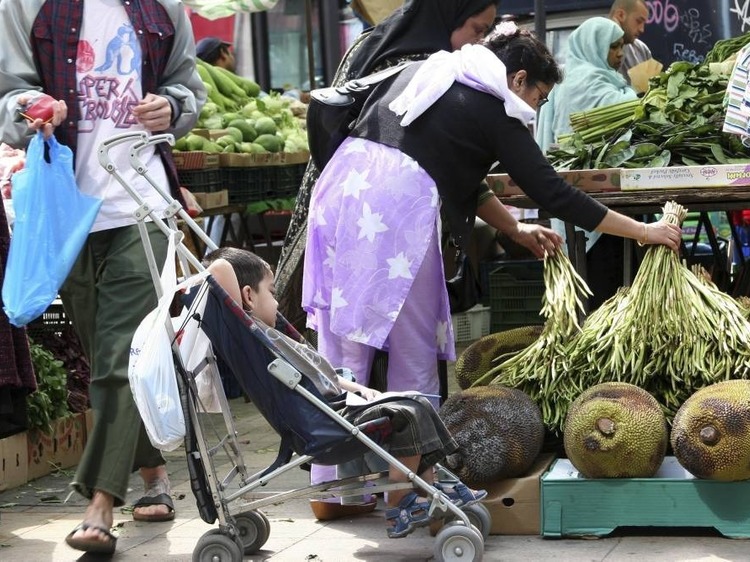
[
  {"xmin": 183, "ymin": 0, "xmax": 279, "ymax": 20},
  {"xmin": 128, "ymin": 232, "xmax": 185, "ymax": 451},
  {"xmin": 174, "ymin": 281, "xmax": 223, "ymax": 413}
]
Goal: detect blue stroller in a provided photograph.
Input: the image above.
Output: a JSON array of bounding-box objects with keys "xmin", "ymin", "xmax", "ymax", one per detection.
[{"xmin": 102, "ymin": 133, "xmax": 491, "ymax": 562}]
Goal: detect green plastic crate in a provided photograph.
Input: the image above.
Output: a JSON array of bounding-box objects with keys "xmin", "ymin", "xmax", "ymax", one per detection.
[
  {"xmin": 488, "ymin": 260, "xmax": 545, "ymax": 332},
  {"xmin": 541, "ymin": 457, "xmax": 750, "ymax": 539}
]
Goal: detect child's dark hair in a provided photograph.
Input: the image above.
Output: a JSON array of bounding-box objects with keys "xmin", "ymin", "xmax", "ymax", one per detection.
[
  {"xmin": 203, "ymin": 247, "xmax": 272, "ymax": 291},
  {"xmin": 482, "ymin": 27, "xmax": 562, "ymax": 88}
]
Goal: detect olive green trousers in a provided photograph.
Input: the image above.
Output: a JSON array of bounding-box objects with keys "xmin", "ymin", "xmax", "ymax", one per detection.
[{"xmin": 60, "ymin": 223, "xmax": 168, "ymax": 506}]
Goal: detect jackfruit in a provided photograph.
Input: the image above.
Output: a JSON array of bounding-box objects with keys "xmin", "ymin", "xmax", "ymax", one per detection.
[
  {"xmin": 439, "ymin": 386, "xmax": 544, "ymax": 486},
  {"xmin": 459, "ymin": 326, "xmax": 543, "ymax": 390},
  {"xmin": 671, "ymin": 380, "xmax": 750, "ymax": 481},
  {"xmin": 563, "ymin": 382, "xmax": 667, "ymax": 478}
]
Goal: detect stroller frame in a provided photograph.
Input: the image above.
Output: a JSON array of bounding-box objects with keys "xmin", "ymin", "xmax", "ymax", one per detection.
[{"xmin": 100, "ymin": 132, "xmax": 488, "ymax": 561}]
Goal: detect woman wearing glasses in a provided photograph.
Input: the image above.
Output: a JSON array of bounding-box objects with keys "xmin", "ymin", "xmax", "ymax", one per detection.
[
  {"xmin": 535, "ymin": 17, "xmax": 639, "ymax": 309},
  {"xmin": 302, "ymin": 24, "xmax": 680, "ymax": 410}
]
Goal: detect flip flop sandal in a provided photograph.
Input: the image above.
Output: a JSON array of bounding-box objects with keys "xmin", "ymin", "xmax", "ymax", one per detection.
[
  {"xmin": 384, "ymin": 491, "xmax": 432, "ymax": 539},
  {"xmin": 65, "ymin": 522, "xmax": 117, "ymax": 554},
  {"xmin": 433, "ymin": 482, "xmax": 488, "ymax": 508},
  {"xmin": 132, "ymin": 492, "xmax": 176, "ymax": 522}
]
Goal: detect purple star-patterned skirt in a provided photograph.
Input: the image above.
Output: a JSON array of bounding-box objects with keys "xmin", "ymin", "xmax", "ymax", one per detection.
[{"xmin": 303, "ymin": 138, "xmax": 455, "ymax": 394}]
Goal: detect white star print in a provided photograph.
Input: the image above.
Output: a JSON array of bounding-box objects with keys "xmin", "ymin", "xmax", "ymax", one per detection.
[
  {"xmin": 429, "ymin": 185, "xmax": 439, "ymax": 208},
  {"xmin": 343, "ymin": 138, "xmax": 368, "ymax": 155},
  {"xmin": 314, "ymin": 289, "xmax": 328, "ymax": 306},
  {"xmin": 313, "ymin": 204, "xmax": 327, "ymax": 227},
  {"xmin": 324, "ymin": 245, "xmax": 335, "ymax": 269},
  {"xmin": 342, "ymin": 168, "xmax": 372, "ymax": 199},
  {"xmin": 436, "ymin": 321, "xmax": 449, "ymax": 352},
  {"xmin": 331, "ymin": 287, "xmax": 348, "ymax": 309},
  {"xmin": 350, "ymin": 327, "xmax": 369, "ymax": 343},
  {"xmin": 401, "ymin": 154, "xmax": 420, "ymax": 171},
  {"xmin": 387, "ymin": 252, "xmax": 413, "ymax": 280},
  {"xmin": 357, "ymin": 202, "xmax": 389, "ymax": 242}
]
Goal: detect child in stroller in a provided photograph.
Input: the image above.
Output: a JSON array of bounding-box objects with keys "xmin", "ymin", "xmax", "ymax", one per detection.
[{"xmin": 203, "ymin": 247, "xmax": 487, "ymax": 539}]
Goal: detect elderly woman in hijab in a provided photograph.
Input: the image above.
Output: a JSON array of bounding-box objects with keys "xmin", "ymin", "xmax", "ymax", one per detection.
[
  {"xmin": 536, "ymin": 16, "xmax": 637, "ymax": 153},
  {"xmin": 298, "ymin": 2, "xmax": 498, "ymax": 520},
  {"xmin": 275, "ymin": 0, "xmax": 498, "ymax": 331},
  {"xmin": 535, "ymin": 17, "xmax": 638, "ymax": 310}
]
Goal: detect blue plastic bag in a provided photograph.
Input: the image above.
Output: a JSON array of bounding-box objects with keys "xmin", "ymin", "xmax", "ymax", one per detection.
[{"xmin": 2, "ymin": 132, "xmax": 102, "ymax": 327}]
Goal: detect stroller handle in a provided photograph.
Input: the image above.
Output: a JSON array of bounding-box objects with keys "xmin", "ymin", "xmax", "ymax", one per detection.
[
  {"xmin": 129, "ymin": 134, "xmax": 175, "ymax": 174},
  {"xmin": 98, "ymin": 132, "xmax": 148, "ymax": 171}
]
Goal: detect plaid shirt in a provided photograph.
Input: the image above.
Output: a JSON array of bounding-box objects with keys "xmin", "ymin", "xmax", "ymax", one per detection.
[{"xmin": 30, "ymin": 0, "xmax": 182, "ymax": 196}]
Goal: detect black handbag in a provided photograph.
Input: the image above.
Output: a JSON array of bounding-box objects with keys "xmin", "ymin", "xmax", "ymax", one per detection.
[
  {"xmin": 446, "ymin": 246, "xmax": 482, "ymax": 314},
  {"xmin": 306, "ymin": 62, "xmax": 413, "ymax": 170}
]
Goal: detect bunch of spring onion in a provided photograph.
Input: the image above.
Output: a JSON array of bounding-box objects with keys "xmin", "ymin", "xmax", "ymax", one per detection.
[
  {"xmin": 560, "ymin": 202, "xmax": 750, "ymax": 424},
  {"xmin": 472, "ymin": 250, "xmax": 592, "ymax": 431},
  {"xmin": 558, "ymin": 99, "xmax": 640, "ymax": 145}
]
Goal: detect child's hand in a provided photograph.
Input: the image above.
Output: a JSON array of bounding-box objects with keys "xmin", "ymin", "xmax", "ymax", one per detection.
[{"xmin": 357, "ymin": 387, "xmax": 381, "ymax": 402}]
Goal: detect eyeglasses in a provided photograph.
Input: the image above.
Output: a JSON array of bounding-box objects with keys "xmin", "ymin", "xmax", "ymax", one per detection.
[{"xmin": 534, "ymin": 84, "xmax": 549, "ymax": 108}]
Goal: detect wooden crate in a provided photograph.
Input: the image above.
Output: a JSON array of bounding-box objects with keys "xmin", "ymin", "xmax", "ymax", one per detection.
[{"xmin": 542, "ymin": 457, "xmax": 750, "ymax": 538}]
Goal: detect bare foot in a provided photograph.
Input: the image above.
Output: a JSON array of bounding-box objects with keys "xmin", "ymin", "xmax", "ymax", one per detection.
[
  {"xmin": 68, "ymin": 490, "xmax": 115, "ymax": 546},
  {"xmin": 133, "ymin": 465, "xmax": 173, "ymax": 520}
]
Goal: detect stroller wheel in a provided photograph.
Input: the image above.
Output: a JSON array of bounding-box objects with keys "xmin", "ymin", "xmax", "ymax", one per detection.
[
  {"xmin": 234, "ymin": 510, "xmax": 271, "ymax": 554},
  {"xmin": 445, "ymin": 503, "xmax": 491, "ymax": 541},
  {"xmin": 434, "ymin": 521, "xmax": 484, "ymax": 562},
  {"xmin": 192, "ymin": 529, "xmax": 243, "ymax": 562}
]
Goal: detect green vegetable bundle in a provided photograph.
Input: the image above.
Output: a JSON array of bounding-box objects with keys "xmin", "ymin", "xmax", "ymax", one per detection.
[
  {"xmin": 473, "ymin": 250, "xmax": 591, "ymax": 431},
  {"xmin": 548, "ymin": 33, "xmax": 750, "ymax": 170},
  {"xmin": 559, "ymin": 202, "xmax": 750, "ymax": 427}
]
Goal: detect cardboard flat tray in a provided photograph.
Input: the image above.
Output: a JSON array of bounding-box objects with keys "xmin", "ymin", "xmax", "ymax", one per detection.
[
  {"xmin": 620, "ymin": 163, "xmax": 750, "ymax": 191},
  {"xmin": 172, "ymin": 151, "xmax": 220, "ymax": 170},
  {"xmin": 489, "ymin": 163, "xmax": 750, "ymax": 198},
  {"xmin": 541, "ymin": 457, "xmax": 750, "ymax": 538},
  {"xmin": 219, "ymin": 151, "xmax": 310, "ymax": 168},
  {"xmin": 488, "ymin": 169, "xmax": 622, "ymax": 197}
]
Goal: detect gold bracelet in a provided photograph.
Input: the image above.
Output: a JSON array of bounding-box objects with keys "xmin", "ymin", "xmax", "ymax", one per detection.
[{"xmin": 637, "ymin": 223, "xmax": 648, "ymax": 247}]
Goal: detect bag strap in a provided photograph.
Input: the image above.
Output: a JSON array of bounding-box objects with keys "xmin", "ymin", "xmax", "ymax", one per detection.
[{"xmin": 338, "ymin": 61, "xmax": 415, "ymax": 94}]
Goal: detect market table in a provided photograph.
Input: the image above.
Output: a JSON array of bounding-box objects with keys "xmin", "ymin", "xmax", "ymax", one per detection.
[{"xmin": 487, "ymin": 176, "xmax": 750, "ymax": 294}]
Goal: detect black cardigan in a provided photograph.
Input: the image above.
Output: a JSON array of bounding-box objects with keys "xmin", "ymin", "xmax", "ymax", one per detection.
[{"xmin": 351, "ymin": 62, "xmax": 608, "ymax": 250}]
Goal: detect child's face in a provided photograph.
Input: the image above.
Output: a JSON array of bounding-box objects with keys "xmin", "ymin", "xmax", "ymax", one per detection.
[{"xmin": 245, "ymin": 270, "xmax": 278, "ymax": 325}]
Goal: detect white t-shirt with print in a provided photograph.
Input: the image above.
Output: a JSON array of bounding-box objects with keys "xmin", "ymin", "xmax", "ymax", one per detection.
[{"xmin": 76, "ymin": 0, "xmax": 169, "ymax": 232}]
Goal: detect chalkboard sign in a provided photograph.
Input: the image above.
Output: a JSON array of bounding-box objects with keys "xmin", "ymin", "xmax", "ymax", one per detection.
[{"xmin": 642, "ymin": 0, "xmax": 746, "ymax": 65}]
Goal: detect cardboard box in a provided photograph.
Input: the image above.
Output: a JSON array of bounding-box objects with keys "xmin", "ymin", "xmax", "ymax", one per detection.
[
  {"xmin": 219, "ymin": 152, "xmax": 272, "ymax": 167},
  {"xmin": 621, "ymin": 163, "xmax": 750, "ymax": 191},
  {"xmin": 27, "ymin": 425, "xmax": 55, "ymax": 481},
  {"xmin": 173, "ymin": 151, "xmax": 220, "ymax": 170},
  {"xmin": 219, "ymin": 151, "xmax": 310, "ymax": 168},
  {"xmin": 482, "ymin": 452, "xmax": 556, "ymax": 535},
  {"xmin": 0, "ymin": 432, "xmax": 28, "ymax": 491},
  {"xmin": 84, "ymin": 408, "xmax": 94, "ymax": 439},
  {"xmin": 53, "ymin": 413, "xmax": 86, "ymax": 470},
  {"xmin": 541, "ymin": 457, "xmax": 750, "ymax": 538},
  {"xmin": 193, "ymin": 189, "xmax": 229, "ymax": 210},
  {"xmin": 27, "ymin": 415, "xmax": 86, "ymax": 481},
  {"xmin": 488, "ymin": 169, "xmax": 621, "ymax": 197}
]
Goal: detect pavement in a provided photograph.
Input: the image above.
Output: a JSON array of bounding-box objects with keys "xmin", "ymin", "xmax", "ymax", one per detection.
[{"xmin": 1, "ymin": 397, "xmax": 750, "ymax": 561}]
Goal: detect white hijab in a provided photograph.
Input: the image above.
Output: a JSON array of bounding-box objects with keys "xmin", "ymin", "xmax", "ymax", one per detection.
[{"xmin": 388, "ymin": 43, "xmax": 536, "ymax": 127}]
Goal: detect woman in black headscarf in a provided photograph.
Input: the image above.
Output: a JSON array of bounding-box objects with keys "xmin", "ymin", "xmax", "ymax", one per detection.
[
  {"xmin": 275, "ymin": 0, "xmax": 498, "ymax": 331},
  {"xmin": 281, "ymin": 0, "xmax": 497, "ymax": 522}
]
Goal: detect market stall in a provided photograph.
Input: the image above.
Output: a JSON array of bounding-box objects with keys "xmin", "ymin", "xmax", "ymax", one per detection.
[{"xmin": 488, "ymin": 168, "xmax": 750, "ymax": 292}]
